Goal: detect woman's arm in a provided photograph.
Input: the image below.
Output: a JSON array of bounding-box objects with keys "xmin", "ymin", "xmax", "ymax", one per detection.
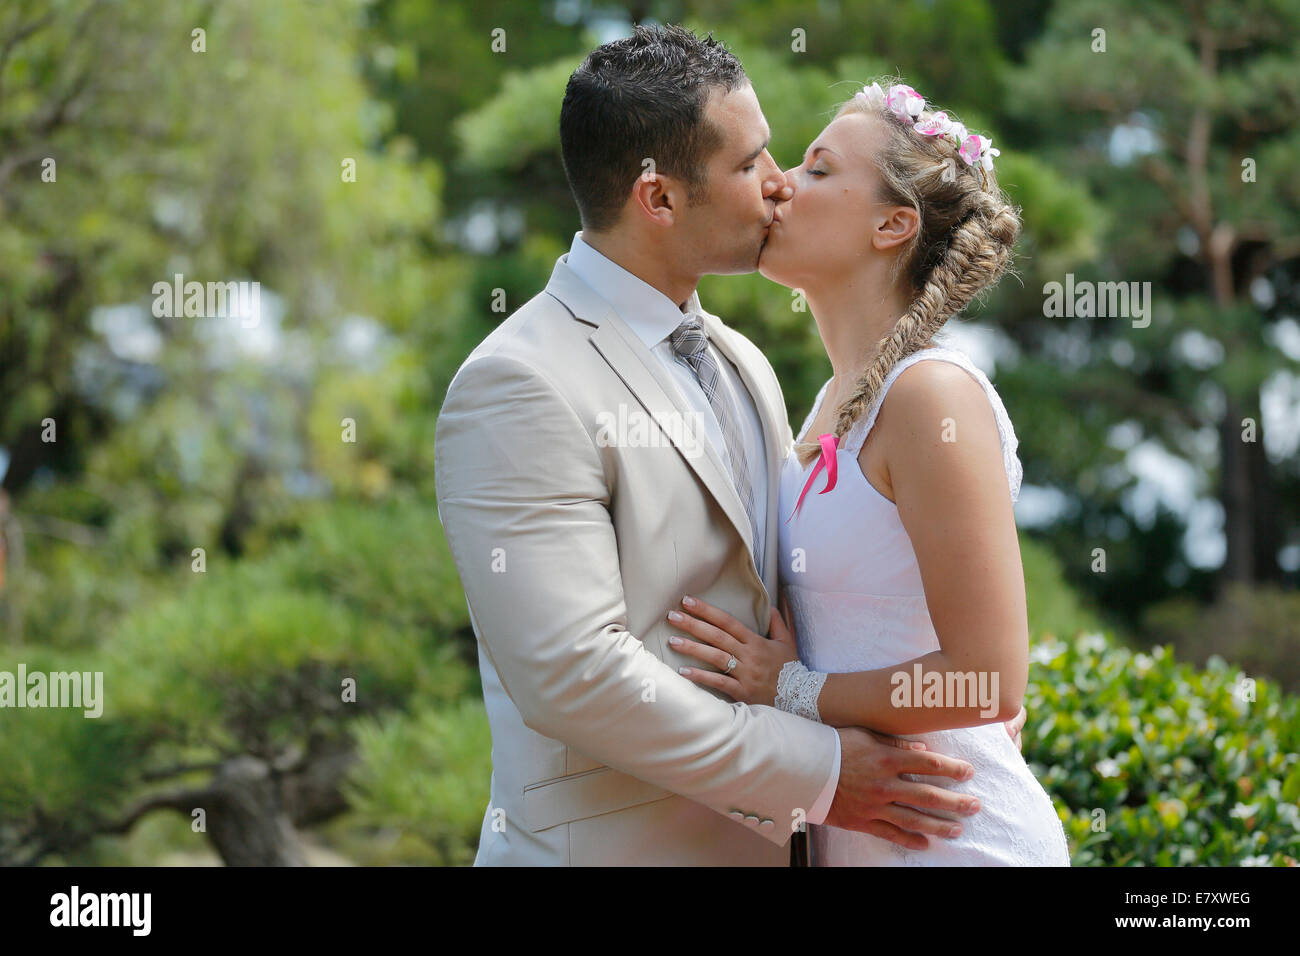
[
  {"xmin": 670, "ymin": 360, "xmax": 1027, "ymax": 735},
  {"xmin": 817, "ymin": 360, "xmax": 1027, "ymax": 732}
]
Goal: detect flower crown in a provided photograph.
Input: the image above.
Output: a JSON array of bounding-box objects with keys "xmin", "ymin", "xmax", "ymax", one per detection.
[{"xmin": 855, "ymin": 82, "xmax": 1000, "ymax": 173}]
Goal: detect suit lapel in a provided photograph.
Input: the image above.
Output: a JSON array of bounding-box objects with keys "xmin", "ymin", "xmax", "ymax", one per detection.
[
  {"xmin": 697, "ymin": 308, "xmax": 785, "ymax": 598},
  {"xmin": 544, "ymin": 258, "xmax": 759, "ymax": 567}
]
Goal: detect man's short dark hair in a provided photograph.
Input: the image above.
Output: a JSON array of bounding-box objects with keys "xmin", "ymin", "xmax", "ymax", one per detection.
[{"xmin": 559, "ymin": 24, "xmax": 748, "ymax": 232}]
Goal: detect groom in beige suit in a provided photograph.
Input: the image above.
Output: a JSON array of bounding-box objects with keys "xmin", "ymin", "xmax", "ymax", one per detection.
[{"xmin": 435, "ymin": 25, "xmax": 1004, "ymax": 866}]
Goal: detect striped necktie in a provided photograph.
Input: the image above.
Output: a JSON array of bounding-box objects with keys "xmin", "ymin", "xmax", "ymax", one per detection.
[{"xmin": 669, "ymin": 315, "xmax": 759, "ymax": 566}]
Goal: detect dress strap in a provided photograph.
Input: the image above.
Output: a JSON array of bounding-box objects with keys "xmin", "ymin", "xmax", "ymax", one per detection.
[{"xmin": 839, "ymin": 347, "xmax": 1023, "ymax": 503}]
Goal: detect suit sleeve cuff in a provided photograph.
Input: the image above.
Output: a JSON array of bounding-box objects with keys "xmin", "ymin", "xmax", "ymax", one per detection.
[{"xmin": 805, "ymin": 726, "xmax": 839, "ymax": 825}]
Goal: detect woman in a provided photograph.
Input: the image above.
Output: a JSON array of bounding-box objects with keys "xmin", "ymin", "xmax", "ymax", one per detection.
[{"xmin": 667, "ymin": 80, "xmax": 1070, "ymax": 866}]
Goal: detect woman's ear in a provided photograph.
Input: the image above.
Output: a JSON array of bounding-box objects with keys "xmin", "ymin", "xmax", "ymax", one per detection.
[{"xmin": 872, "ymin": 204, "xmax": 919, "ymax": 251}]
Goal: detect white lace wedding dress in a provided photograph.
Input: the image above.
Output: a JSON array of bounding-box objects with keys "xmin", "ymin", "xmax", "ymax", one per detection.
[{"xmin": 778, "ymin": 346, "xmax": 1070, "ymax": 866}]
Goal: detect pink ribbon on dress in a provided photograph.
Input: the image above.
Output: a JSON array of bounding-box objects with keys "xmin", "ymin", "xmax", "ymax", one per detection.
[{"xmin": 785, "ymin": 433, "xmax": 839, "ymax": 524}]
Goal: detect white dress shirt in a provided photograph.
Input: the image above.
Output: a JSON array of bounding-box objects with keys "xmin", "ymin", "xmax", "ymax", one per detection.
[{"xmin": 566, "ymin": 232, "xmax": 840, "ymax": 827}]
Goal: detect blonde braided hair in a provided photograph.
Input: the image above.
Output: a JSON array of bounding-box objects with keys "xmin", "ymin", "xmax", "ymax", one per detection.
[{"xmin": 793, "ymin": 81, "xmax": 1021, "ymax": 469}]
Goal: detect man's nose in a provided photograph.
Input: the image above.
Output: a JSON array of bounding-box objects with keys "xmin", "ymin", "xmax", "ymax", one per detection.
[
  {"xmin": 763, "ymin": 161, "xmax": 793, "ymax": 202},
  {"xmin": 777, "ymin": 165, "xmax": 799, "ymax": 200},
  {"xmin": 766, "ymin": 172, "xmax": 793, "ymax": 203}
]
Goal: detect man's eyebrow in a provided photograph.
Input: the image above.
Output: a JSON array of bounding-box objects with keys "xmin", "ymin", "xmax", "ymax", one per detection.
[{"xmin": 741, "ymin": 131, "xmax": 771, "ymax": 165}]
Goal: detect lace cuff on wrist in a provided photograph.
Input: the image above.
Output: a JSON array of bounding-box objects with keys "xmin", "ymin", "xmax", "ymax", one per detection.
[{"xmin": 775, "ymin": 660, "xmax": 828, "ymax": 723}]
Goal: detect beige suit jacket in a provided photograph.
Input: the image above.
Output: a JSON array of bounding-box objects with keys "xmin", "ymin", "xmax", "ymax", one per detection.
[{"xmin": 434, "ymin": 253, "xmax": 838, "ymax": 865}]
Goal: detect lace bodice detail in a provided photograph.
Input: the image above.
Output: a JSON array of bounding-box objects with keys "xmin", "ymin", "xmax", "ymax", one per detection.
[{"xmin": 778, "ymin": 346, "xmax": 1068, "ymax": 867}]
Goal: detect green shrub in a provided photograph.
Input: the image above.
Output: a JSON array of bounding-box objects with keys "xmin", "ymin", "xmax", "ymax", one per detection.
[
  {"xmin": 0, "ymin": 647, "xmax": 150, "ymax": 827},
  {"xmin": 270, "ymin": 495, "xmax": 473, "ymax": 639},
  {"xmin": 0, "ymin": 494, "xmax": 476, "ymax": 864},
  {"xmin": 343, "ymin": 696, "xmax": 492, "ymax": 865},
  {"xmin": 1025, "ymin": 633, "xmax": 1300, "ymax": 865},
  {"xmin": 1019, "ymin": 543, "xmax": 1300, "ymax": 866}
]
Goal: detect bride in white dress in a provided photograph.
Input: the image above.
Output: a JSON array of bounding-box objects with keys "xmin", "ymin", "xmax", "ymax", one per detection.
[
  {"xmin": 773, "ymin": 348, "xmax": 1068, "ymax": 866},
  {"xmin": 669, "ymin": 80, "xmax": 1069, "ymax": 865}
]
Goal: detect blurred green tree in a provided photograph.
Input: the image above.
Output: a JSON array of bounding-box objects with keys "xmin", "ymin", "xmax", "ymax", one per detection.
[
  {"xmin": 1004, "ymin": 0, "xmax": 1300, "ymax": 614},
  {"xmin": 0, "ymin": 0, "xmax": 476, "ymax": 865}
]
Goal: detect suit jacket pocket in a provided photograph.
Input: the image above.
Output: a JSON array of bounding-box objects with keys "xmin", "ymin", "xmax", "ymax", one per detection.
[{"xmin": 522, "ymin": 765, "xmax": 674, "ymax": 832}]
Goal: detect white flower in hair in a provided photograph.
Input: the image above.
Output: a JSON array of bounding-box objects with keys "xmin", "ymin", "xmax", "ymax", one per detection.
[
  {"xmin": 856, "ymin": 81, "xmax": 886, "ymax": 110},
  {"xmin": 981, "ymin": 138, "xmax": 1001, "ymax": 171}
]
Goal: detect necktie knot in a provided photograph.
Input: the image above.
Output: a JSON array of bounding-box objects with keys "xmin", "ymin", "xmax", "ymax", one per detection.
[{"xmin": 669, "ymin": 315, "xmax": 709, "ymax": 361}]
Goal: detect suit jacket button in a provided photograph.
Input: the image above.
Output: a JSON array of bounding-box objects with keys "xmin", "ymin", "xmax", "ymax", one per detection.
[
  {"xmin": 759, "ymin": 818, "xmax": 774, "ymax": 829},
  {"xmin": 729, "ymin": 810, "xmax": 745, "ymax": 820},
  {"xmin": 744, "ymin": 815, "xmax": 760, "ymax": 826}
]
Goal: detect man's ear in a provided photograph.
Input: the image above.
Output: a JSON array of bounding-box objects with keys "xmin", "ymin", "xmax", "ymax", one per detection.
[
  {"xmin": 872, "ymin": 204, "xmax": 920, "ymax": 252},
  {"xmin": 629, "ymin": 169, "xmax": 680, "ymax": 227}
]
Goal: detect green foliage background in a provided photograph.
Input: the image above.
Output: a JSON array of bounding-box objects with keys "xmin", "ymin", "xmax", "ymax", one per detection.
[{"xmin": 1, "ymin": 0, "xmax": 1296, "ymax": 866}]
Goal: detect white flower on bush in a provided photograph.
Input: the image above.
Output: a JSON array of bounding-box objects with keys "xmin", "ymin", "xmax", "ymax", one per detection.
[
  {"xmin": 1095, "ymin": 758, "xmax": 1122, "ymax": 778},
  {"xmin": 1229, "ymin": 802, "xmax": 1260, "ymax": 820},
  {"xmin": 1240, "ymin": 855, "xmax": 1271, "ymax": 866},
  {"xmin": 1276, "ymin": 802, "xmax": 1300, "ymax": 829},
  {"xmin": 1078, "ymin": 632, "xmax": 1109, "ymax": 654},
  {"xmin": 1030, "ymin": 641, "xmax": 1064, "ymax": 665}
]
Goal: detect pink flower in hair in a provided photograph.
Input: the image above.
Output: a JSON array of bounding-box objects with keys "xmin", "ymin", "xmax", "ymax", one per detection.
[
  {"xmin": 959, "ymin": 134, "xmax": 986, "ymax": 166},
  {"xmin": 861, "ymin": 81, "xmax": 1002, "ymax": 173},
  {"xmin": 914, "ymin": 111, "xmax": 952, "ymax": 136},
  {"xmin": 885, "ymin": 84, "xmax": 925, "ymax": 123}
]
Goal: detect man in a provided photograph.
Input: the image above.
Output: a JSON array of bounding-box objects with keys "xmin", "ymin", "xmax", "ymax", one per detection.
[{"xmin": 435, "ymin": 24, "xmax": 1021, "ymax": 866}]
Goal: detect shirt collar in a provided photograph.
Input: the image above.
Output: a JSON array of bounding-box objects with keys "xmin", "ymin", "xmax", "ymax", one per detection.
[{"xmin": 565, "ymin": 232, "xmax": 704, "ymax": 349}]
